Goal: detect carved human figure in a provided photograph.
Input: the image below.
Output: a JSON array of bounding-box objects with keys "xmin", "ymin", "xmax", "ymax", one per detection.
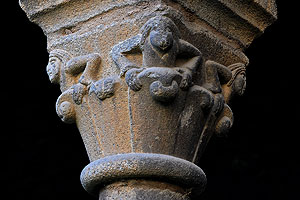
[
  {"xmin": 196, "ymin": 60, "xmax": 231, "ymax": 137},
  {"xmin": 223, "ymin": 63, "xmax": 246, "ymax": 103},
  {"xmin": 46, "ymin": 49, "xmax": 119, "ymax": 123},
  {"xmin": 46, "ymin": 49, "xmax": 73, "ymax": 91},
  {"xmin": 184, "ymin": 61, "xmax": 246, "ymax": 159},
  {"xmin": 213, "ymin": 63, "xmax": 246, "ymax": 136},
  {"xmin": 46, "ymin": 49, "xmax": 98, "ymax": 122},
  {"xmin": 201, "ymin": 60, "xmax": 232, "ymax": 94},
  {"xmin": 111, "ymin": 16, "xmax": 247, "ymax": 159},
  {"xmin": 46, "ymin": 49, "xmax": 117, "ymax": 123},
  {"xmin": 208, "ymin": 62, "xmax": 246, "ymax": 137},
  {"xmin": 46, "ymin": 49, "xmax": 101, "ymax": 92},
  {"xmin": 64, "ymin": 52, "xmax": 118, "ymax": 103},
  {"xmin": 111, "ymin": 16, "xmax": 206, "ymax": 102}
]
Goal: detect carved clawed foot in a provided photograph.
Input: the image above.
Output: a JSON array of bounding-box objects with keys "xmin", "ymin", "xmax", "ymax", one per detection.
[
  {"xmin": 89, "ymin": 77, "xmax": 117, "ymax": 101},
  {"xmin": 174, "ymin": 68, "xmax": 193, "ymax": 91},
  {"xmin": 127, "ymin": 67, "xmax": 186, "ymax": 103},
  {"xmin": 150, "ymin": 80, "xmax": 179, "ymax": 102},
  {"xmin": 125, "ymin": 68, "xmax": 144, "ymax": 91},
  {"xmin": 125, "ymin": 67, "xmax": 195, "ymax": 103},
  {"xmin": 72, "ymin": 83, "xmax": 87, "ymax": 105},
  {"xmin": 119, "ymin": 64, "xmax": 140, "ymax": 77}
]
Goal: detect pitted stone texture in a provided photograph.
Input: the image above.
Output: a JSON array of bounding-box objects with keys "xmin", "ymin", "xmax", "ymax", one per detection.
[
  {"xmin": 20, "ymin": 0, "xmax": 252, "ymax": 69},
  {"xmin": 99, "ymin": 180, "xmax": 191, "ymax": 200},
  {"xmin": 19, "ymin": 0, "xmax": 276, "ymax": 163},
  {"xmin": 80, "ymin": 153, "xmax": 206, "ymax": 196},
  {"xmin": 175, "ymin": 0, "xmax": 277, "ymax": 47},
  {"xmin": 219, "ymin": 0, "xmax": 277, "ymax": 31},
  {"xmin": 38, "ymin": 15, "xmax": 248, "ymax": 162},
  {"xmin": 19, "ymin": 0, "xmax": 71, "ymax": 20}
]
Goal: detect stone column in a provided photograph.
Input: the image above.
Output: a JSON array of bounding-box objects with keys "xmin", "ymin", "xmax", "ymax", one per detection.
[{"xmin": 19, "ymin": 0, "xmax": 277, "ymax": 199}]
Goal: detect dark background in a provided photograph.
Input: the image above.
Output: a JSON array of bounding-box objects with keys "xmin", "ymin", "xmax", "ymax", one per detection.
[{"xmin": 5, "ymin": 1, "xmax": 298, "ymax": 199}]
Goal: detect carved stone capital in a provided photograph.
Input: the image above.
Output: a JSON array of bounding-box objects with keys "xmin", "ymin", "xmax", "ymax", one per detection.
[{"xmin": 19, "ymin": 0, "xmax": 277, "ymax": 199}]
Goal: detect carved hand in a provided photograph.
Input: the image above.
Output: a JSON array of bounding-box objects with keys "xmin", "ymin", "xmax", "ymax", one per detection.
[
  {"xmin": 125, "ymin": 68, "xmax": 144, "ymax": 91},
  {"xmin": 72, "ymin": 83, "xmax": 87, "ymax": 105},
  {"xmin": 89, "ymin": 78, "xmax": 116, "ymax": 101},
  {"xmin": 174, "ymin": 67, "xmax": 192, "ymax": 90},
  {"xmin": 120, "ymin": 63, "xmax": 139, "ymax": 77}
]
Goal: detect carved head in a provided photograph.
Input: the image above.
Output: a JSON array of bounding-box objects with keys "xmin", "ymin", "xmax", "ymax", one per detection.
[
  {"xmin": 228, "ymin": 63, "xmax": 246, "ymax": 96},
  {"xmin": 140, "ymin": 16, "xmax": 181, "ymax": 52},
  {"xmin": 46, "ymin": 49, "xmax": 72, "ymax": 84}
]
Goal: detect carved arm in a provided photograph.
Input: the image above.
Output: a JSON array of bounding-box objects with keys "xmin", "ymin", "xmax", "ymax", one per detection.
[
  {"xmin": 65, "ymin": 53, "xmax": 101, "ymax": 85},
  {"xmin": 175, "ymin": 39, "xmax": 203, "ymax": 89},
  {"xmin": 111, "ymin": 34, "xmax": 142, "ymax": 76},
  {"xmin": 178, "ymin": 39, "xmax": 203, "ymax": 72},
  {"xmin": 202, "ymin": 61, "xmax": 232, "ymax": 94}
]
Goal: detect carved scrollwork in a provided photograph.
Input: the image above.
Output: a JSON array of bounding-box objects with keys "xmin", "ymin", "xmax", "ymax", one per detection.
[{"xmin": 56, "ymin": 88, "xmax": 76, "ymax": 124}]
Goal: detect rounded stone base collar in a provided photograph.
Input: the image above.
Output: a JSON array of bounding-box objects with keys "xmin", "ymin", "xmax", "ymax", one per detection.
[{"xmin": 80, "ymin": 153, "xmax": 206, "ymax": 196}]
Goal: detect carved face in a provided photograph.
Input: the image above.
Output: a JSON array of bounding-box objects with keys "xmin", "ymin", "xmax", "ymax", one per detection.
[
  {"xmin": 149, "ymin": 30, "xmax": 174, "ymax": 53},
  {"xmin": 233, "ymin": 73, "xmax": 246, "ymax": 96},
  {"xmin": 46, "ymin": 56, "xmax": 61, "ymax": 84}
]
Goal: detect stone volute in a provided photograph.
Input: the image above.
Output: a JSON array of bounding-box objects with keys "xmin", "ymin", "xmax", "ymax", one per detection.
[{"xmin": 19, "ymin": 0, "xmax": 277, "ymax": 199}]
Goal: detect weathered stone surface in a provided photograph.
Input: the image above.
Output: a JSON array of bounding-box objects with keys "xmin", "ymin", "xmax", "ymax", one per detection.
[
  {"xmin": 19, "ymin": 0, "xmax": 277, "ymax": 199},
  {"xmin": 175, "ymin": 0, "xmax": 277, "ymax": 47},
  {"xmin": 98, "ymin": 180, "xmax": 191, "ymax": 200},
  {"xmin": 40, "ymin": 12, "xmax": 249, "ymax": 162},
  {"xmin": 80, "ymin": 153, "xmax": 206, "ymax": 197}
]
